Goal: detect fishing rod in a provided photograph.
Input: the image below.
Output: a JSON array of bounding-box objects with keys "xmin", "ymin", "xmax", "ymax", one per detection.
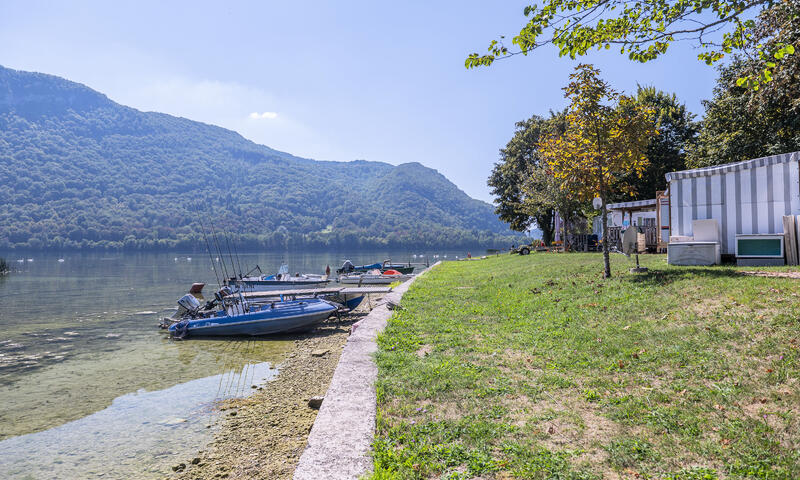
[
  {"xmin": 209, "ymin": 222, "xmax": 230, "ymax": 282},
  {"xmin": 198, "ymin": 216, "xmax": 222, "ymax": 288},
  {"xmin": 223, "ymin": 230, "xmax": 239, "ymax": 279},
  {"xmin": 230, "ymin": 231, "xmax": 244, "ymax": 279},
  {"xmin": 191, "ymin": 203, "xmax": 221, "ymax": 288}
]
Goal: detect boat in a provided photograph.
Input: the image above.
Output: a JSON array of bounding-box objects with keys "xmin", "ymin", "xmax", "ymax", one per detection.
[
  {"xmin": 336, "ymin": 259, "xmax": 415, "ymax": 275},
  {"xmin": 159, "ymin": 284, "xmax": 366, "ymax": 330},
  {"xmin": 338, "ymin": 269, "xmax": 413, "ymax": 285},
  {"xmin": 228, "ymin": 264, "xmax": 329, "ymax": 291},
  {"xmin": 167, "ymin": 294, "xmax": 337, "ymax": 337}
]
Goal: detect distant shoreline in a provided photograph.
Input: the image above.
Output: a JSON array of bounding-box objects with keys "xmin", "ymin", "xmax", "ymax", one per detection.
[{"xmin": 0, "ymin": 243, "xmax": 526, "ymax": 255}]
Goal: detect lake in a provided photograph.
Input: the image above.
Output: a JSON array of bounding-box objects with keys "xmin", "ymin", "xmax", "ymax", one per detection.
[{"xmin": 0, "ymin": 250, "xmax": 455, "ymax": 479}]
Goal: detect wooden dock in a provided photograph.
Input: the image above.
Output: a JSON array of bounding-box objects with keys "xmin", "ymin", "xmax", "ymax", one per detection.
[{"xmin": 228, "ymin": 286, "xmax": 392, "ymax": 300}]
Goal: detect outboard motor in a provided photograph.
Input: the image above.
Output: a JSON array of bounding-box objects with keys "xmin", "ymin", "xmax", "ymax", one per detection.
[
  {"xmin": 337, "ymin": 259, "xmax": 354, "ymax": 274},
  {"xmin": 175, "ymin": 294, "xmax": 201, "ymax": 318},
  {"xmin": 214, "ymin": 286, "xmax": 233, "ymax": 302}
]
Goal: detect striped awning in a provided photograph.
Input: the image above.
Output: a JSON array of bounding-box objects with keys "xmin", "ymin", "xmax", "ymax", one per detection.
[
  {"xmin": 665, "ymin": 151, "xmax": 800, "ymax": 182},
  {"xmin": 606, "ymin": 199, "xmax": 656, "ymax": 210}
]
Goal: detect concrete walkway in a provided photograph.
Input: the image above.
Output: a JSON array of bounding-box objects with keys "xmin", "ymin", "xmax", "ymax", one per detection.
[{"xmin": 293, "ymin": 263, "xmax": 438, "ymax": 480}]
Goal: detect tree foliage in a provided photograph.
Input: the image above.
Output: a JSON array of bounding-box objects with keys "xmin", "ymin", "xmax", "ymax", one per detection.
[
  {"xmin": 688, "ymin": 1, "xmax": 800, "ymax": 167},
  {"xmin": 487, "ymin": 114, "xmax": 566, "ymax": 243},
  {"xmin": 491, "ymin": 84, "xmax": 694, "ymax": 242},
  {"xmin": 624, "ymin": 86, "xmax": 697, "ymax": 197},
  {"xmin": 0, "ymin": 66, "xmax": 525, "ymax": 251},
  {"xmin": 466, "ymin": 0, "xmax": 796, "ymax": 87},
  {"xmin": 522, "ymin": 164, "xmax": 588, "ymax": 245},
  {"xmin": 538, "ymin": 64, "xmax": 656, "ymax": 276}
]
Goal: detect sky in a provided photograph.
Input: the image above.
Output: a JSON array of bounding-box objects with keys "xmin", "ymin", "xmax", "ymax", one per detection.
[{"xmin": 0, "ymin": 0, "xmax": 721, "ymax": 203}]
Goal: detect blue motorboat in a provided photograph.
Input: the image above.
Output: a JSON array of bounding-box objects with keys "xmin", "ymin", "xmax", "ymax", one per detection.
[{"xmin": 169, "ymin": 297, "xmax": 337, "ymax": 337}]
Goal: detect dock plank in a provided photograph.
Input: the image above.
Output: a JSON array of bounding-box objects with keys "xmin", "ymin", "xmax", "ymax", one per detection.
[{"xmin": 230, "ymin": 286, "xmax": 391, "ymax": 300}]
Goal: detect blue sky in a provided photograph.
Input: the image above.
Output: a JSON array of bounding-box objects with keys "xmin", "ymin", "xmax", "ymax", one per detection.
[{"xmin": 1, "ymin": 0, "xmax": 720, "ymax": 202}]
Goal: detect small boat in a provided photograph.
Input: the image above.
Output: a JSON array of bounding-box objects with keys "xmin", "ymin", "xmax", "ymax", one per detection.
[
  {"xmin": 338, "ymin": 269, "xmax": 413, "ymax": 285},
  {"xmin": 168, "ymin": 295, "xmax": 337, "ymax": 337},
  {"xmin": 228, "ymin": 264, "xmax": 329, "ymax": 292},
  {"xmin": 336, "ymin": 260, "xmax": 414, "ymax": 275},
  {"xmin": 326, "ymin": 294, "xmax": 365, "ymax": 311},
  {"xmin": 159, "ymin": 284, "xmax": 366, "ymax": 329}
]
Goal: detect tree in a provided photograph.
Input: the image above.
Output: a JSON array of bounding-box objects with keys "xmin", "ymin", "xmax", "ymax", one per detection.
[
  {"xmin": 465, "ymin": 0, "xmax": 796, "ymax": 88},
  {"xmin": 488, "ymin": 114, "xmax": 566, "ymax": 243},
  {"xmin": 688, "ymin": 1, "xmax": 800, "ymax": 167},
  {"xmin": 522, "ymin": 165, "xmax": 588, "ymax": 249},
  {"xmin": 622, "ymin": 86, "xmax": 698, "ymax": 198},
  {"xmin": 538, "ymin": 64, "xmax": 656, "ymax": 277}
]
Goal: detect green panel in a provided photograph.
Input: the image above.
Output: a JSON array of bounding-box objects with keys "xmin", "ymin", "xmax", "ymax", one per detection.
[{"xmin": 737, "ymin": 238, "xmax": 782, "ymax": 256}]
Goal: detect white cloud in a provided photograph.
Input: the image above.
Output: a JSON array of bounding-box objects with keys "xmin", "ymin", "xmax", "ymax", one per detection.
[{"xmin": 248, "ymin": 111, "xmax": 278, "ymax": 120}]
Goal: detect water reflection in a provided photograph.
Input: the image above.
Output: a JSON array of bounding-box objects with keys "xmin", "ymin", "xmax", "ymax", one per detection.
[{"xmin": 0, "ymin": 251, "xmax": 446, "ymax": 470}]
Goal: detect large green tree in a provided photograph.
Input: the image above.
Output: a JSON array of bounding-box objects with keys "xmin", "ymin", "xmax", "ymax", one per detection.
[
  {"xmin": 488, "ymin": 114, "xmax": 565, "ymax": 243},
  {"xmin": 466, "ymin": 0, "xmax": 796, "ymax": 87},
  {"xmin": 688, "ymin": 0, "xmax": 800, "ymax": 167},
  {"xmin": 622, "ymin": 86, "xmax": 697, "ymax": 198},
  {"xmin": 522, "ymin": 165, "xmax": 588, "ymax": 248}
]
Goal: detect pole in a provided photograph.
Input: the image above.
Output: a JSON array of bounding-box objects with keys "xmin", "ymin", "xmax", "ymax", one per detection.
[
  {"xmin": 224, "ymin": 232, "xmax": 238, "ymax": 279},
  {"xmin": 209, "ymin": 223, "xmax": 230, "ymax": 281},
  {"xmin": 199, "ymin": 218, "xmax": 221, "ymax": 288},
  {"xmin": 231, "ymin": 233, "xmax": 244, "ymax": 278},
  {"xmin": 601, "ymin": 191, "xmax": 611, "ymax": 278}
]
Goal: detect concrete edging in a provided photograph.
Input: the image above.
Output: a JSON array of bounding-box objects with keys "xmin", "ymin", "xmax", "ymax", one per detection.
[{"xmin": 293, "ymin": 262, "xmax": 440, "ymax": 480}]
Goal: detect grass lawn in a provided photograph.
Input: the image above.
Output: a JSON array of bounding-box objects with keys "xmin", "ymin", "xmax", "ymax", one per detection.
[{"xmin": 370, "ymin": 253, "xmax": 799, "ymax": 479}]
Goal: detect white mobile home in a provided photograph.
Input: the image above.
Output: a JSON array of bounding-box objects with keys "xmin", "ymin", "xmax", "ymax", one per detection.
[{"xmin": 666, "ymin": 151, "xmax": 800, "ymax": 256}]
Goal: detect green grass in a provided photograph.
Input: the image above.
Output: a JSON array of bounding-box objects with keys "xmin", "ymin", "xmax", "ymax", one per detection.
[{"xmin": 370, "ymin": 253, "xmax": 800, "ymax": 479}]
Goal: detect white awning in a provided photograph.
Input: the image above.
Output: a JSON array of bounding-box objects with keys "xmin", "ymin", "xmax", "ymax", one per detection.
[
  {"xmin": 606, "ymin": 199, "xmax": 656, "ymax": 210},
  {"xmin": 665, "ymin": 151, "xmax": 799, "ymax": 182}
]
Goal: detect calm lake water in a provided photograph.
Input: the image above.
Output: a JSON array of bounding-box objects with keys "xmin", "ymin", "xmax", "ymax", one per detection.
[{"xmin": 0, "ymin": 250, "xmax": 451, "ymax": 479}]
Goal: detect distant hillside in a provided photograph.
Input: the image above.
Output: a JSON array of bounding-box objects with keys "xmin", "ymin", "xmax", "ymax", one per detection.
[{"xmin": 0, "ymin": 65, "xmax": 521, "ymax": 251}]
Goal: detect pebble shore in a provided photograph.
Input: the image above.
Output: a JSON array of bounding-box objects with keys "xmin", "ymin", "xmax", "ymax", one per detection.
[{"xmin": 171, "ymin": 316, "xmax": 360, "ymax": 480}]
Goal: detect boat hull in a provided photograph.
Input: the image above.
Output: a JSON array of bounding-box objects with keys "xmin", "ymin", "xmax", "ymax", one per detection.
[
  {"xmin": 338, "ymin": 262, "xmax": 414, "ymax": 275},
  {"xmin": 340, "ymin": 295, "xmax": 365, "ymax": 310},
  {"xmin": 230, "ymin": 279, "xmax": 329, "ymax": 292},
  {"xmin": 169, "ymin": 299, "xmax": 336, "ymax": 337},
  {"xmin": 380, "ymin": 266, "xmax": 414, "ymax": 274}
]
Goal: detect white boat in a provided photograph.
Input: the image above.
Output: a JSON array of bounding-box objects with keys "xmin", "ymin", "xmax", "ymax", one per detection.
[
  {"xmin": 338, "ymin": 269, "xmax": 412, "ymax": 285},
  {"xmin": 228, "ymin": 264, "xmax": 329, "ymax": 292}
]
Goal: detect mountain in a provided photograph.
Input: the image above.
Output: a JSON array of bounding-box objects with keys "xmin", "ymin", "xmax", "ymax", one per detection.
[{"xmin": 0, "ymin": 65, "xmax": 521, "ymax": 251}]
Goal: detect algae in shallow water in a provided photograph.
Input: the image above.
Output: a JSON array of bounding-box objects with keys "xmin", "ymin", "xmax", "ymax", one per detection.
[{"xmin": 0, "ymin": 361, "xmax": 278, "ymax": 480}]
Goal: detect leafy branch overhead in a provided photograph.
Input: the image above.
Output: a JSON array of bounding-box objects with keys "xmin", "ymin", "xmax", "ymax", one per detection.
[{"xmin": 466, "ymin": 0, "xmax": 797, "ymax": 88}]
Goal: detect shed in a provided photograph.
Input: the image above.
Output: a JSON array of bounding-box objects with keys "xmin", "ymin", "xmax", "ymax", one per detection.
[
  {"xmin": 592, "ymin": 199, "xmax": 660, "ymax": 251},
  {"xmin": 665, "ymin": 151, "xmax": 800, "ymax": 255},
  {"xmin": 606, "ymin": 199, "xmax": 657, "ymax": 227}
]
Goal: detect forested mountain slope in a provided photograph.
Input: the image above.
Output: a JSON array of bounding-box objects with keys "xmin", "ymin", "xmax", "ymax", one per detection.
[{"xmin": 0, "ymin": 65, "xmax": 520, "ymax": 250}]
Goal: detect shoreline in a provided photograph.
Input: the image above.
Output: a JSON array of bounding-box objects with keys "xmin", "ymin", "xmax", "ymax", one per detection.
[{"xmin": 172, "ymin": 315, "xmax": 362, "ymax": 480}]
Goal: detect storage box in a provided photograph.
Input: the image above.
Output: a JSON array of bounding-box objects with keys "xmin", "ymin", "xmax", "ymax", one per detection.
[{"xmin": 667, "ymin": 242, "xmax": 721, "ymax": 266}]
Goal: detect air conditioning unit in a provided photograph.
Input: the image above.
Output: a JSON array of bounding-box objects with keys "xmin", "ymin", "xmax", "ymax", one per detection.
[{"xmin": 735, "ymin": 234, "xmax": 784, "ymax": 266}]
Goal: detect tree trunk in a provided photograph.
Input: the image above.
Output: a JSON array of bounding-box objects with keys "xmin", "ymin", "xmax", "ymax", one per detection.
[
  {"xmin": 536, "ymin": 211, "xmax": 555, "ymax": 246},
  {"xmin": 563, "ymin": 213, "xmax": 569, "ymax": 252}
]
